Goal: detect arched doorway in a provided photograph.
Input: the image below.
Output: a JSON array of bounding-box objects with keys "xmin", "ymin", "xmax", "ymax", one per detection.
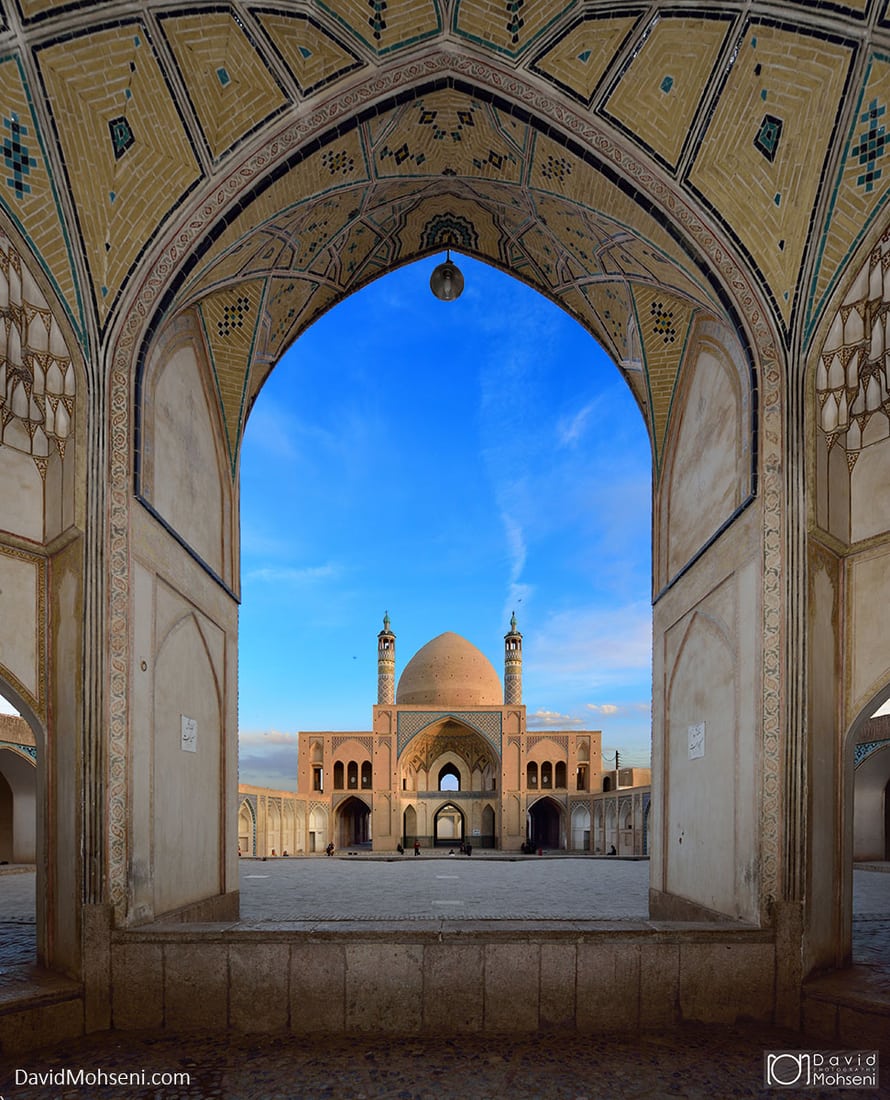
[
  {"xmin": 481, "ymin": 805, "xmax": 496, "ymax": 849},
  {"xmin": 337, "ymin": 796, "xmax": 371, "ymax": 848},
  {"xmin": 0, "ymin": 696, "xmax": 43, "ymax": 965},
  {"xmin": 238, "ymin": 799, "xmax": 255, "ymax": 857},
  {"xmin": 308, "ymin": 807, "xmax": 327, "ymax": 854},
  {"xmin": 527, "ymin": 798, "xmax": 563, "ymax": 851},
  {"xmin": 403, "ymin": 805, "xmax": 418, "ymax": 848},
  {"xmin": 0, "ymin": 747, "xmax": 36, "ymax": 864},
  {"xmin": 854, "ymin": 745, "xmax": 890, "ymax": 862},
  {"xmin": 434, "ymin": 803, "xmax": 464, "ymax": 848},
  {"xmin": 571, "ymin": 805, "xmax": 591, "ymax": 852}
]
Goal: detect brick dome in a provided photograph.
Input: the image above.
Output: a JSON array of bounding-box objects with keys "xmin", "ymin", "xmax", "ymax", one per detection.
[{"xmin": 396, "ymin": 632, "xmax": 502, "ymax": 707}]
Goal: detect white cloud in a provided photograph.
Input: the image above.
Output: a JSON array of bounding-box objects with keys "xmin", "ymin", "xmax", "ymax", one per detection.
[
  {"xmin": 238, "ymin": 729, "xmax": 299, "ymax": 746},
  {"xmin": 587, "ymin": 703, "xmax": 619, "ymax": 715},
  {"xmin": 526, "ymin": 602, "xmax": 652, "ymax": 692},
  {"xmin": 528, "ymin": 709, "xmax": 584, "ymax": 727},
  {"xmin": 245, "ymin": 563, "xmax": 340, "ymax": 585},
  {"xmin": 238, "ymin": 729, "xmax": 298, "ymax": 790}
]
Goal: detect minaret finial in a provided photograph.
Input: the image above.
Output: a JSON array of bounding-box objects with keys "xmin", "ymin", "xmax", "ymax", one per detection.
[
  {"xmin": 377, "ymin": 612, "xmax": 396, "ymax": 704},
  {"xmin": 504, "ymin": 613, "xmax": 523, "ymax": 704}
]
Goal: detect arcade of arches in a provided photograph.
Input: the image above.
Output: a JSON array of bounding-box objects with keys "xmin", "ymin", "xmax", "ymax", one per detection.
[{"xmin": 2, "ymin": 0, "xmax": 890, "ymax": 1048}]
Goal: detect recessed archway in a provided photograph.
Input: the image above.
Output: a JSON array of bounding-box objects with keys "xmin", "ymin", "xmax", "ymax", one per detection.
[
  {"xmin": 527, "ymin": 797, "xmax": 564, "ymax": 851},
  {"xmin": 337, "ymin": 796, "xmax": 372, "ymax": 848},
  {"xmin": 434, "ymin": 803, "xmax": 465, "ymax": 848}
]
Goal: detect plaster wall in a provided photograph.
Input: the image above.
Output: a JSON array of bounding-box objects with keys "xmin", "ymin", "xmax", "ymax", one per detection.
[
  {"xmin": 806, "ymin": 540, "xmax": 843, "ymax": 973},
  {"xmin": 0, "ymin": 446, "xmax": 44, "ymax": 542},
  {"xmin": 652, "ymin": 505, "xmax": 761, "ymax": 923},
  {"xmin": 846, "ymin": 541, "xmax": 890, "ymax": 728},
  {"xmin": 0, "ymin": 549, "xmax": 39, "ymax": 700},
  {"xmin": 128, "ymin": 504, "xmax": 238, "ymax": 922},
  {"xmin": 142, "ymin": 333, "xmax": 231, "ymax": 585},
  {"xmin": 661, "ymin": 333, "xmax": 748, "ymax": 584},
  {"xmin": 48, "ymin": 535, "xmax": 82, "ymax": 972},
  {"xmin": 850, "ymin": 436, "xmax": 890, "ymax": 544},
  {"xmin": 853, "ymin": 747, "xmax": 890, "ymax": 859}
]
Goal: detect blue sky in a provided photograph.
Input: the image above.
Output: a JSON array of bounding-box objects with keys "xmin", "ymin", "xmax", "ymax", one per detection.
[{"xmin": 237, "ymin": 255, "xmax": 654, "ymax": 789}]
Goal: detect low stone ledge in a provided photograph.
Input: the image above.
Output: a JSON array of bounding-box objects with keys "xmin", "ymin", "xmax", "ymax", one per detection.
[
  {"xmin": 108, "ymin": 924, "xmax": 777, "ymax": 1036},
  {"xmin": 111, "ymin": 919, "xmax": 772, "ymax": 944}
]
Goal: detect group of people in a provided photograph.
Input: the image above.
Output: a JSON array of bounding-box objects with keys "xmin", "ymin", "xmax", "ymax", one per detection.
[{"xmin": 394, "ymin": 840, "xmax": 473, "ymax": 856}]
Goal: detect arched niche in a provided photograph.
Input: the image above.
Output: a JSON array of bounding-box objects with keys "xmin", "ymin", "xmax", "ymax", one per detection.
[
  {"xmin": 138, "ymin": 313, "xmax": 234, "ymax": 588},
  {"xmin": 660, "ymin": 604, "xmax": 752, "ymax": 921},
  {"xmin": 657, "ymin": 319, "xmax": 753, "ymax": 590},
  {"xmin": 238, "ymin": 798, "xmax": 255, "ymax": 857},
  {"xmin": 150, "ymin": 613, "xmax": 223, "ymax": 916}
]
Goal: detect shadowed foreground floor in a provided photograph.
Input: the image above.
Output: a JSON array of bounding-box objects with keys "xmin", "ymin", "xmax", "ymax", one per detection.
[{"xmin": 2, "ymin": 1024, "xmax": 888, "ymax": 1100}]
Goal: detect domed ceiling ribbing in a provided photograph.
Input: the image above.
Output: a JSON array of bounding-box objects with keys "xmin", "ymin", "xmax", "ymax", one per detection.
[{"xmin": 396, "ymin": 633, "xmax": 502, "ymax": 707}]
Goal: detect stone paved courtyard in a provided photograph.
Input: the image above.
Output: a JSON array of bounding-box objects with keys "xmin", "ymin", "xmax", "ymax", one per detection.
[{"xmin": 238, "ymin": 853, "xmax": 652, "ymax": 922}]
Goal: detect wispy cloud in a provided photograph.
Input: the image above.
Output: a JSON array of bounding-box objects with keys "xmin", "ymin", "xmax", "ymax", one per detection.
[
  {"xmin": 556, "ymin": 399, "xmax": 600, "ymax": 447},
  {"xmin": 245, "ymin": 563, "xmax": 340, "ymax": 585},
  {"xmin": 242, "ymin": 401, "xmax": 301, "ymax": 462},
  {"xmin": 238, "ymin": 729, "xmax": 299, "ymax": 747},
  {"xmin": 587, "ymin": 703, "xmax": 619, "ymax": 715},
  {"xmin": 526, "ymin": 602, "xmax": 652, "ymax": 690},
  {"xmin": 528, "ymin": 709, "xmax": 585, "ymax": 728}
]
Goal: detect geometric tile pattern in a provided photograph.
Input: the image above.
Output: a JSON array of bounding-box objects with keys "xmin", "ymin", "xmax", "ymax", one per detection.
[
  {"xmin": 603, "ymin": 14, "xmax": 733, "ymax": 171},
  {"xmin": 16, "ymin": 0, "xmax": 70, "ymax": 21},
  {"xmin": 172, "ymin": 79, "xmax": 735, "ymax": 476},
  {"xmin": 530, "ymin": 13, "xmax": 641, "ymax": 106},
  {"xmin": 2, "ymin": 1, "xmax": 879, "ymax": 377},
  {"xmin": 806, "ymin": 53, "xmax": 890, "ymax": 345},
  {"xmin": 397, "ymin": 711, "xmax": 503, "ymax": 758},
  {"xmin": 317, "ymin": 0, "xmax": 441, "ymax": 54},
  {"xmin": 0, "ymin": 55, "xmax": 83, "ymax": 344},
  {"xmin": 631, "ymin": 284, "xmax": 697, "ymax": 468},
  {"xmin": 197, "ymin": 279, "xmax": 266, "ymax": 473},
  {"xmin": 374, "ymin": 92, "xmax": 523, "ymax": 184},
  {"xmin": 454, "ymin": 0, "xmax": 575, "ymax": 59},
  {"xmin": 35, "ymin": 24, "xmax": 202, "ymax": 329},
  {"xmin": 255, "ymin": 12, "xmax": 365, "ymax": 98},
  {"xmin": 687, "ymin": 20, "xmax": 854, "ymax": 331},
  {"xmin": 158, "ymin": 11, "xmax": 288, "ymax": 161}
]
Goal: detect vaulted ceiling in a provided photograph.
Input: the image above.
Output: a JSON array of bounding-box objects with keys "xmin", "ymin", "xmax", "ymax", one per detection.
[{"xmin": 2, "ymin": 1, "xmax": 889, "ymax": 469}]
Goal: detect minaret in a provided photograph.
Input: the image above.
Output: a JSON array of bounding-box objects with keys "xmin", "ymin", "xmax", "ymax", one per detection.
[
  {"xmin": 504, "ymin": 611, "xmax": 523, "ymax": 704},
  {"xmin": 377, "ymin": 612, "xmax": 396, "ymax": 704}
]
